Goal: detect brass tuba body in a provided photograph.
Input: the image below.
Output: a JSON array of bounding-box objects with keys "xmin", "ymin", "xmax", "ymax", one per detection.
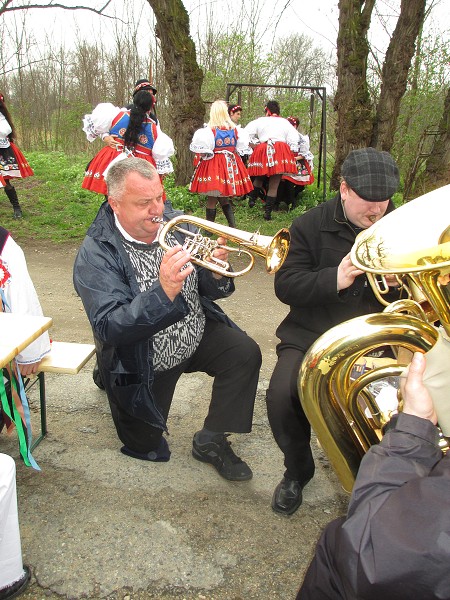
[
  {"xmin": 158, "ymin": 215, "xmax": 290, "ymax": 277},
  {"xmin": 298, "ymin": 184, "xmax": 450, "ymax": 493}
]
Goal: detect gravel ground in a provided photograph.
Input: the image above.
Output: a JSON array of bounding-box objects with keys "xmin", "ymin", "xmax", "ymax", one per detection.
[{"xmin": 4, "ymin": 240, "xmax": 348, "ymax": 600}]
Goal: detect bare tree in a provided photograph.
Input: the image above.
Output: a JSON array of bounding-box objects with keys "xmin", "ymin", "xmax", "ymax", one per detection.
[
  {"xmin": 146, "ymin": 0, "xmax": 205, "ymax": 186},
  {"xmin": 370, "ymin": 0, "xmax": 426, "ymax": 151},
  {"xmin": 331, "ymin": 0, "xmax": 375, "ymax": 190},
  {"xmin": 415, "ymin": 86, "xmax": 450, "ymax": 193},
  {"xmin": 332, "ymin": 0, "xmax": 426, "ymax": 190}
]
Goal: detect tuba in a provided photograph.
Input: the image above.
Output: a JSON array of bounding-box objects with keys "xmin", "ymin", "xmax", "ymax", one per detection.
[
  {"xmin": 298, "ymin": 184, "xmax": 450, "ymax": 493},
  {"xmin": 157, "ymin": 215, "xmax": 290, "ymax": 277}
]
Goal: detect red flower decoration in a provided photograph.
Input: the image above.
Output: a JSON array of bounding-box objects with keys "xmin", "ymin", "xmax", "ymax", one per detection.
[{"xmin": 0, "ymin": 258, "xmax": 11, "ymax": 288}]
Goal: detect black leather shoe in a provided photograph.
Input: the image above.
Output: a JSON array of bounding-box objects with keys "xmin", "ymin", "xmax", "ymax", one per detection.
[{"xmin": 271, "ymin": 477, "xmax": 305, "ymax": 516}]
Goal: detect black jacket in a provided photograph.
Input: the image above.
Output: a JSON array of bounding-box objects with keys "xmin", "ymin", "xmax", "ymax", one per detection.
[
  {"xmin": 274, "ymin": 194, "xmax": 397, "ymax": 352},
  {"xmin": 73, "ymin": 201, "xmax": 235, "ymax": 431},
  {"xmin": 298, "ymin": 412, "xmax": 450, "ymax": 600}
]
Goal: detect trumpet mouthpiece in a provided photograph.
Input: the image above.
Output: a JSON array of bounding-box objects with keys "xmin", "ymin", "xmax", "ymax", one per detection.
[{"xmin": 151, "ymin": 217, "xmax": 164, "ymax": 223}]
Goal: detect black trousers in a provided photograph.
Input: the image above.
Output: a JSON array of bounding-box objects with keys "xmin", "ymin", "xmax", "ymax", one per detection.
[
  {"xmin": 266, "ymin": 346, "xmax": 315, "ymax": 484},
  {"xmin": 109, "ymin": 318, "xmax": 262, "ymax": 453}
]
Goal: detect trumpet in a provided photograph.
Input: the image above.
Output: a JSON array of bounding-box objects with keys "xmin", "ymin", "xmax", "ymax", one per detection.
[{"xmin": 154, "ymin": 215, "xmax": 290, "ymax": 277}]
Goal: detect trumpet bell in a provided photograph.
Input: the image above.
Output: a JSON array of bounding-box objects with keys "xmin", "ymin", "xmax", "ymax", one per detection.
[
  {"xmin": 351, "ymin": 184, "xmax": 450, "ymax": 275},
  {"xmin": 263, "ymin": 229, "xmax": 291, "ymax": 274},
  {"xmin": 351, "ymin": 184, "xmax": 450, "ymax": 334}
]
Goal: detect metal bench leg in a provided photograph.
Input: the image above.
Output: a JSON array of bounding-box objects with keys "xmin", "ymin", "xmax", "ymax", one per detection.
[{"xmin": 30, "ymin": 372, "xmax": 47, "ymax": 450}]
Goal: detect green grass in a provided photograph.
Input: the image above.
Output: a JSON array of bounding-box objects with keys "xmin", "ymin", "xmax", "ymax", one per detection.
[{"xmin": 0, "ymin": 151, "xmax": 332, "ymax": 244}]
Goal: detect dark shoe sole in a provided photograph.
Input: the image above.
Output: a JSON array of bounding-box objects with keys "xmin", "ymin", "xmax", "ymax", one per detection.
[
  {"xmin": 271, "ymin": 497, "xmax": 302, "ymax": 516},
  {"xmin": 192, "ymin": 447, "xmax": 253, "ymax": 481}
]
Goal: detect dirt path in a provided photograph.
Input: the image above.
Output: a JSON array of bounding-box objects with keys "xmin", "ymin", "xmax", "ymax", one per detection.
[{"xmin": 4, "ymin": 239, "xmax": 347, "ymax": 600}]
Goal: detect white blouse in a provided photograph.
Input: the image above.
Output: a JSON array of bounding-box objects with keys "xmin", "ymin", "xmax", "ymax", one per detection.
[
  {"xmin": 298, "ymin": 133, "xmax": 314, "ymax": 168},
  {"xmin": 82, "ymin": 103, "xmax": 175, "ymax": 174},
  {"xmin": 189, "ymin": 125, "xmax": 252, "ymax": 160},
  {"xmin": 0, "ymin": 114, "xmax": 12, "ymax": 148},
  {"xmin": 1, "ymin": 235, "xmax": 51, "ymax": 365},
  {"xmin": 243, "ymin": 116, "xmax": 299, "ymax": 152}
]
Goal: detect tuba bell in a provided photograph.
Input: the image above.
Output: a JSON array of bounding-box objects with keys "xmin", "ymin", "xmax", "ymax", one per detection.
[
  {"xmin": 157, "ymin": 215, "xmax": 290, "ymax": 277},
  {"xmin": 298, "ymin": 184, "xmax": 450, "ymax": 493}
]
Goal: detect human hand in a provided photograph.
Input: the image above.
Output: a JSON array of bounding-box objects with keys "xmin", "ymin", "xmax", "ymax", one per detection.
[
  {"xmin": 209, "ymin": 236, "xmax": 230, "ymax": 279},
  {"xmin": 103, "ymin": 135, "xmax": 117, "ymax": 149},
  {"xmin": 337, "ymin": 253, "xmax": 364, "ymax": 291},
  {"xmin": 19, "ymin": 361, "xmax": 41, "ymax": 377},
  {"xmin": 401, "ymin": 352, "xmax": 437, "ymax": 424},
  {"xmin": 159, "ymin": 244, "xmax": 194, "ymax": 301},
  {"xmin": 384, "ymin": 274, "xmax": 400, "ymax": 287}
]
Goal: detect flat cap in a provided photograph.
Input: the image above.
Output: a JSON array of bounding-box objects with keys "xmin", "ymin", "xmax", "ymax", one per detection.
[{"xmin": 341, "ymin": 147, "xmax": 400, "ymax": 201}]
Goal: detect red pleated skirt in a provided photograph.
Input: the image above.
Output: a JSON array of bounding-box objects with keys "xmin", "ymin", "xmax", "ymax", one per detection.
[
  {"xmin": 189, "ymin": 151, "xmax": 253, "ymax": 197},
  {"xmin": 82, "ymin": 147, "xmax": 157, "ymax": 195},
  {"xmin": 0, "ymin": 142, "xmax": 34, "ymax": 179},
  {"xmin": 247, "ymin": 141, "xmax": 297, "ymax": 177}
]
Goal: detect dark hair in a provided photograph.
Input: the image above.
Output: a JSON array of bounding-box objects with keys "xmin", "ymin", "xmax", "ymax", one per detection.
[
  {"xmin": 124, "ymin": 90, "xmax": 155, "ymax": 148},
  {"xmin": 287, "ymin": 116, "xmax": 299, "ymax": 128},
  {"xmin": 0, "ymin": 92, "xmax": 16, "ymax": 141},
  {"xmin": 265, "ymin": 100, "xmax": 280, "ymax": 115}
]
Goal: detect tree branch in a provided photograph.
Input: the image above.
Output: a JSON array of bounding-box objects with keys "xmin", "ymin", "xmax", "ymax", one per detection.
[{"xmin": 0, "ymin": 0, "xmax": 114, "ymax": 16}]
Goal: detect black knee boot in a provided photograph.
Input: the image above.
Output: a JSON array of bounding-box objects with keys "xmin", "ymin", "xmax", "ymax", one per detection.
[
  {"xmin": 5, "ymin": 184, "xmax": 22, "ymax": 219},
  {"xmin": 221, "ymin": 203, "xmax": 236, "ymax": 228},
  {"xmin": 247, "ymin": 188, "xmax": 261, "ymax": 208},
  {"xmin": 206, "ymin": 208, "xmax": 217, "ymax": 222},
  {"xmin": 264, "ymin": 195, "xmax": 276, "ymax": 221}
]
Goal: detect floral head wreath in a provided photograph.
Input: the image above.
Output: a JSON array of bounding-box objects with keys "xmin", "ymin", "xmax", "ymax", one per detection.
[
  {"xmin": 133, "ymin": 81, "xmax": 157, "ymax": 95},
  {"xmin": 287, "ymin": 116, "xmax": 299, "ymax": 127},
  {"xmin": 228, "ymin": 104, "xmax": 242, "ymax": 115}
]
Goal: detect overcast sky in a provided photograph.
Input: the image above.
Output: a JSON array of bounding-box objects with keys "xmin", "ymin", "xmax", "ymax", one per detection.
[{"xmin": 1, "ymin": 0, "xmax": 448, "ymax": 64}]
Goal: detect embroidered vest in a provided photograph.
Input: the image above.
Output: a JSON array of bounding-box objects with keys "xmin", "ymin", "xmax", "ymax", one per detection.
[
  {"xmin": 213, "ymin": 128, "xmax": 237, "ymax": 151},
  {"xmin": 109, "ymin": 112, "xmax": 157, "ymax": 150}
]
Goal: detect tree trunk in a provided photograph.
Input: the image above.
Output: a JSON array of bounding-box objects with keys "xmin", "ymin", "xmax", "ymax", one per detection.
[
  {"xmin": 331, "ymin": 0, "xmax": 376, "ymax": 190},
  {"xmin": 146, "ymin": 0, "xmax": 205, "ymax": 186},
  {"xmin": 415, "ymin": 87, "xmax": 450, "ymax": 193},
  {"xmin": 370, "ymin": 0, "xmax": 426, "ymax": 151}
]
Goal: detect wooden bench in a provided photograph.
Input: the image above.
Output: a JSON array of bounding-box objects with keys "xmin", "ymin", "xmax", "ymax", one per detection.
[{"xmin": 25, "ymin": 341, "xmax": 96, "ymax": 449}]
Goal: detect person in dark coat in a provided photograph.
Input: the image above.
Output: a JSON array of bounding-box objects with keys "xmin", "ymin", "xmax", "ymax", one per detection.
[
  {"xmin": 266, "ymin": 147, "xmax": 401, "ymax": 515},
  {"xmin": 297, "ymin": 351, "xmax": 450, "ymax": 600},
  {"xmin": 73, "ymin": 157, "xmax": 261, "ymax": 481}
]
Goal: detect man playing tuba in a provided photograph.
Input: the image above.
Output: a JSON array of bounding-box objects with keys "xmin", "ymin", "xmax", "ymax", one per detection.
[{"xmin": 266, "ymin": 147, "xmax": 401, "ymax": 516}]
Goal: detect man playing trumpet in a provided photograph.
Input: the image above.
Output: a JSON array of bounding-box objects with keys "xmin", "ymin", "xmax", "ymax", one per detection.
[{"xmin": 74, "ymin": 158, "xmax": 261, "ymax": 480}]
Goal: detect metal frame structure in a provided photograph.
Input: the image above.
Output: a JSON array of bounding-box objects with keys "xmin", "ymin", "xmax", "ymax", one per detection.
[{"xmin": 226, "ymin": 82, "xmax": 327, "ymax": 200}]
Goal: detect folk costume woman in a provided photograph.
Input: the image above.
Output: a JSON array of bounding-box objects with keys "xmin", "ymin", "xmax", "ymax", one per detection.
[
  {"xmin": 189, "ymin": 100, "xmax": 253, "ymax": 228},
  {"xmin": 0, "ymin": 92, "xmax": 34, "ymax": 219},
  {"xmin": 278, "ymin": 116, "xmax": 315, "ymax": 209},
  {"xmin": 244, "ymin": 101, "xmax": 299, "ymax": 220},
  {"xmin": 82, "ymin": 90, "xmax": 174, "ymax": 196}
]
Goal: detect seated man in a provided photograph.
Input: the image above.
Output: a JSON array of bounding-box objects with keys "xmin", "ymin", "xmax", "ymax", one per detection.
[
  {"xmin": 297, "ymin": 351, "xmax": 450, "ymax": 599},
  {"xmin": 73, "ymin": 158, "xmax": 262, "ymax": 480}
]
